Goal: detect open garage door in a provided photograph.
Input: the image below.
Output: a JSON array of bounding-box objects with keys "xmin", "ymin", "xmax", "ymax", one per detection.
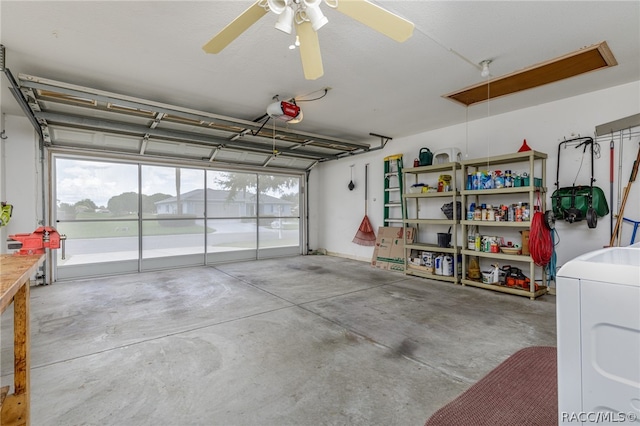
[{"xmin": 54, "ymin": 156, "xmax": 303, "ymax": 280}]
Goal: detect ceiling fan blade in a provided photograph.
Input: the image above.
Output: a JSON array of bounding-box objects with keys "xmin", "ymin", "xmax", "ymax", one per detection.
[
  {"xmin": 202, "ymin": 1, "xmax": 268, "ymax": 54},
  {"xmin": 295, "ymin": 20, "xmax": 324, "ymax": 80},
  {"xmin": 335, "ymin": 0, "xmax": 414, "ymax": 42}
]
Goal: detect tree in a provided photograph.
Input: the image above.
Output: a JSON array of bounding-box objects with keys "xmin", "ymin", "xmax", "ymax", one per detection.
[
  {"xmin": 107, "ymin": 192, "xmax": 172, "ymax": 215},
  {"xmin": 144, "ymin": 193, "xmax": 172, "ymax": 213},
  {"xmin": 107, "ymin": 192, "xmax": 138, "ymax": 216},
  {"xmin": 216, "ymin": 173, "xmax": 297, "ymax": 201},
  {"xmin": 74, "ymin": 198, "xmax": 97, "ymax": 212},
  {"xmin": 57, "ymin": 202, "xmax": 76, "ymax": 220}
]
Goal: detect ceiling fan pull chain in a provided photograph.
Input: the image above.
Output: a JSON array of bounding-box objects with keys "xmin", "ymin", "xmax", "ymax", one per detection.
[{"xmin": 272, "ymin": 118, "xmax": 278, "ymax": 155}]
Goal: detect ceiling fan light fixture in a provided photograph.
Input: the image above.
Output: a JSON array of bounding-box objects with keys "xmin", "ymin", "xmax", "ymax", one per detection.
[
  {"xmin": 267, "ymin": 0, "xmax": 288, "ymax": 15},
  {"xmin": 302, "ymin": 0, "xmax": 328, "ymax": 31},
  {"xmin": 275, "ymin": 5, "xmax": 294, "ymax": 34}
]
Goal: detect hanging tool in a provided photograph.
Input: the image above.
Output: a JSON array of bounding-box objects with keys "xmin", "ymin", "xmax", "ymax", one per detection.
[
  {"xmin": 353, "ymin": 163, "xmax": 376, "ymax": 246},
  {"xmin": 8, "ymin": 226, "xmax": 66, "ymax": 256},
  {"xmin": 348, "ymin": 164, "xmax": 355, "ymax": 191},
  {"xmin": 610, "ymin": 141, "xmax": 640, "ymax": 246},
  {"xmin": 551, "ymin": 136, "xmax": 609, "ymax": 228},
  {"xmin": 610, "ymin": 136, "xmax": 614, "ymax": 236},
  {"xmin": 0, "ymin": 202, "xmax": 12, "ymax": 227}
]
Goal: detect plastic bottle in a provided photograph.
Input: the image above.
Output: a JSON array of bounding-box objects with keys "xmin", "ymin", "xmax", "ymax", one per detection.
[
  {"xmin": 494, "ymin": 170, "xmax": 504, "ymax": 188},
  {"xmin": 522, "ymin": 203, "xmax": 530, "ymax": 221},
  {"xmin": 491, "ymin": 264, "xmax": 501, "ymax": 283},
  {"xmin": 443, "ymin": 255, "xmax": 454, "ymax": 276},
  {"xmin": 435, "ymin": 255, "xmax": 444, "ymax": 275},
  {"xmin": 474, "ymin": 206, "xmax": 482, "ymax": 221},
  {"xmin": 487, "ymin": 205, "xmax": 495, "ymax": 221},
  {"xmin": 468, "ymin": 257, "xmax": 480, "ymax": 279},
  {"xmin": 475, "ymin": 234, "xmax": 481, "ymax": 251},
  {"xmin": 468, "ymin": 228, "xmax": 476, "ymax": 250},
  {"xmin": 516, "ymin": 203, "xmax": 523, "ymax": 222},
  {"xmin": 504, "ymin": 170, "xmax": 512, "ymax": 187}
]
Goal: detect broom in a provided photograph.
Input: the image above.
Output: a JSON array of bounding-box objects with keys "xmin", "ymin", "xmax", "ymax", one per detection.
[{"xmin": 353, "ymin": 163, "xmax": 377, "ymax": 246}]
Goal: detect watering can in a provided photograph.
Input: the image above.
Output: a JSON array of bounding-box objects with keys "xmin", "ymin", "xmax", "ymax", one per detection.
[{"xmin": 419, "ymin": 148, "xmax": 433, "ymax": 166}]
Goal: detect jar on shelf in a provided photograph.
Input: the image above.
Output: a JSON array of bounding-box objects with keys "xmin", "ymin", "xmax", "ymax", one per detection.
[
  {"xmin": 467, "ymin": 203, "xmax": 475, "ymax": 221},
  {"xmin": 487, "ymin": 205, "xmax": 495, "ymax": 221},
  {"xmin": 494, "ymin": 170, "xmax": 504, "ymax": 188},
  {"xmin": 515, "ymin": 203, "xmax": 523, "ymax": 222},
  {"xmin": 504, "ymin": 170, "xmax": 513, "ymax": 187},
  {"xmin": 474, "ymin": 205, "xmax": 483, "ymax": 221}
]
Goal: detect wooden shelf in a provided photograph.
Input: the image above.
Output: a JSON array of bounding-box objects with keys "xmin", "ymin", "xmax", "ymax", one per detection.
[
  {"xmin": 461, "ymin": 249, "xmax": 531, "ymax": 262},
  {"xmin": 404, "ymin": 191, "xmax": 460, "ymax": 199},
  {"xmin": 461, "ymin": 186, "xmax": 546, "ymax": 195},
  {"xmin": 404, "ymin": 162, "xmax": 462, "ymax": 173},
  {"xmin": 407, "ymin": 265, "xmax": 459, "ymax": 282},
  {"xmin": 461, "ymin": 150, "xmax": 547, "ymax": 167},
  {"xmin": 405, "ymin": 219, "xmax": 458, "ymax": 225},
  {"xmin": 460, "ymin": 151, "xmax": 548, "ymax": 300},
  {"xmin": 461, "ymin": 220, "xmax": 531, "ymax": 227},
  {"xmin": 461, "ymin": 278, "xmax": 548, "ymax": 299},
  {"xmin": 407, "ymin": 243, "xmax": 459, "ymax": 254},
  {"xmin": 403, "ymin": 162, "xmax": 462, "ymax": 284}
]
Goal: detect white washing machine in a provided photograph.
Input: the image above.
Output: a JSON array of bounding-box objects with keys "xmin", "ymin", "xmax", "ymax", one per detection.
[{"xmin": 556, "ymin": 243, "xmax": 640, "ymax": 424}]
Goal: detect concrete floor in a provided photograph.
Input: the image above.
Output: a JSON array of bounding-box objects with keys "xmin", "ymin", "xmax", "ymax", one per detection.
[{"xmin": 1, "ymin": 255, "xmax": 557, "ymax": 425}]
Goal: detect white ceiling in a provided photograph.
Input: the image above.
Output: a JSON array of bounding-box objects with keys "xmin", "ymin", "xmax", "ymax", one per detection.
[{"xmin": 1, "ymin": 1, "xmax": 639, "ymax": 145}]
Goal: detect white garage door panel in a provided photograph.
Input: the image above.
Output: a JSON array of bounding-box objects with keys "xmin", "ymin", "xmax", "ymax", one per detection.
[{"xmin": 145, "ymin": 140, "xmax": 212, "ymax": 157}]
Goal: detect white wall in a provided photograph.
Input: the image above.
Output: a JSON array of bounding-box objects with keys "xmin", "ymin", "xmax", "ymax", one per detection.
[
  {"xmin": 2, "ymin": 82, "xmax": 639, "ymax": 266},
  {"xmin": 0, "ymin": 114, "xmax": 42, "ymax": 253},
  {"xmin": 310, "ymin": 81, "xmax": 640, "ymax": 268}
]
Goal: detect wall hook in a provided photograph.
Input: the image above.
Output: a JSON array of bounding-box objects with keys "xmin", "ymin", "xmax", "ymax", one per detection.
[{"xmin": 0, "ymin": 130, "xmax": 7, "ymax": 140}]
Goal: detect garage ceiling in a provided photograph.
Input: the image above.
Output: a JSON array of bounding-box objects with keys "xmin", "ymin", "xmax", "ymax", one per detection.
[
  {"xmin": 1, "ymin": 1, "xmax": 639, "ymax": 170},
  {"xmin": 14, "ymin": 73, "xmax": 372, "ymax": 171}
]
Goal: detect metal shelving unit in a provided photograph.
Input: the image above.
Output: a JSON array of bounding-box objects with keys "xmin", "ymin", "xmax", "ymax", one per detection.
[
  {"xmin": 402, "ymin": 162, "xmax": 461, "ymax": 283},
  {"xmin": 460, "ymin": 150, "xmax": 548, "ymax": 299}
]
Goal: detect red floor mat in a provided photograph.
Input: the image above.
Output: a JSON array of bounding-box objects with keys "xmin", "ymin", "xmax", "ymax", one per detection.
[{"xmin": 425, "ymin": 346, "xmax": 557, "ymax": 426}]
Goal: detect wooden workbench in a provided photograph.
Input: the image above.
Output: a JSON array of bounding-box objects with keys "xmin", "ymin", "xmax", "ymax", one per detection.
[{"xmin": 0, "ymin": 254, "xmax": 44, "ymax": 426}]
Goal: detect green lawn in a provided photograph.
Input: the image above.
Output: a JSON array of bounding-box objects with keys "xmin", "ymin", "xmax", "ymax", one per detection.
[{"xmin": 58, "ymin": 214, "xmax": 214, "ymax": 238}]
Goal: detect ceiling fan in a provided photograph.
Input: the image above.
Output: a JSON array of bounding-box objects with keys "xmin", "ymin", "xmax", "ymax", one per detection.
[{"xmin": 202, "ymin": 0, "xmax": 414, "ymax": 80}]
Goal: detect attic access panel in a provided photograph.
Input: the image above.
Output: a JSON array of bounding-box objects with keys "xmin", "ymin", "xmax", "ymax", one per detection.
[
  {"xmin": 17, "ymin": 74, "xmax": 372, "ymax": 172},
  {"xmin": 444, "ymin": 41, "xmax": 617, "ymax": 106}
]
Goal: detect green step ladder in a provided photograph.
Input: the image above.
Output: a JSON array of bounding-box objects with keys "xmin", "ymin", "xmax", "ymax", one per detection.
[{"xmin": 384, "ymin": 154, "xmax": 404, "ymax": 226}]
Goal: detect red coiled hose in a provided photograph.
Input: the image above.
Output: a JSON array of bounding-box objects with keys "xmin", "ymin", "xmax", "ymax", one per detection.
[{"xmin": 529, "ymin": 211, "xmax": 553, "ymax": 266}]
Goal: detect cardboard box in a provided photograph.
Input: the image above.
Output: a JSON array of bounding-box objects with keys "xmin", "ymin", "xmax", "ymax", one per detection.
[
  {"xmin": 371, "ymin": 227, "xmax": 415, "ymax": 271},
  {"xmin": 421, "ymin": 251, "xmax": 435, "ymax": 267},
  {"xmin": 407, "ymin": 264, "xmax": 435, "ymax": 274}
]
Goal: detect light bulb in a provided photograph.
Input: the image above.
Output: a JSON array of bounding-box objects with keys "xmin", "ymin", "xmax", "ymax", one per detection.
[{"xmin": 480, "ymin": 60, "xmax": 492, "ymax": 78}]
